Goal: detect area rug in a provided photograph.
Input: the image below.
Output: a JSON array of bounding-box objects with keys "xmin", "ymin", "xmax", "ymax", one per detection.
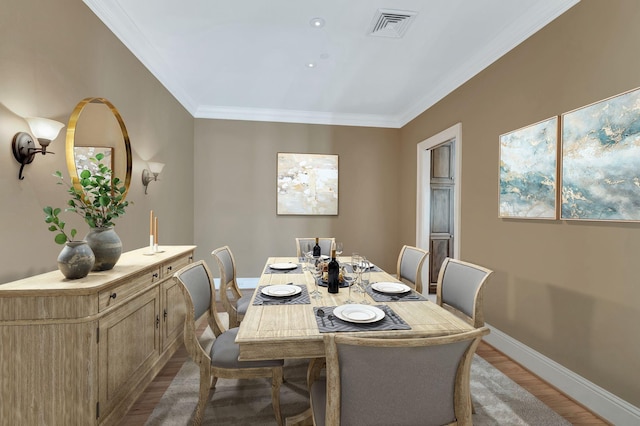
[{"xmin": 146, "ymin": 325, "xmax": 570, "ymax": 425}]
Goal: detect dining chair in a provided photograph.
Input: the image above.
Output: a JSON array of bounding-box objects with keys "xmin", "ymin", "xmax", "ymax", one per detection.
[
  {"xmin": 211, "ymin": 246, "xmax": 251, "ymax": 328},
  {"xmin": 396, "ymin": 245, "xmax": 429, "ymax": 293},
  {"xmin": 436, "ymin": 258, "xmax": 493, "ymax": 328},
  {"xmin": 173, "ymin": 260, "xmax": 284, "ymax": 426},
  {"xmin": 309, "ymin": 327, "xmax": 490, "ymax": 426},
  {"xmin": 295, "ymin": 237, "xmax": 335, "ymax": 258}
]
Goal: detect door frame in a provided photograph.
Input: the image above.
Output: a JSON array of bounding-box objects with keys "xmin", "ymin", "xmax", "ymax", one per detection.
[{"xmin": 416, "ymin": 123, "xmax": 462, "ymax": 284}]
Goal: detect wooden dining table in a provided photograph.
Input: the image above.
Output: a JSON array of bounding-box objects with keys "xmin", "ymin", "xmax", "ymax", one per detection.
[
  {"xmin": 236, "ymin": 256, "xmax": 474, "ymax": 360},
  {"xmin": 235, "ymin": 256, "xmax": 476, "ymax": 425}
]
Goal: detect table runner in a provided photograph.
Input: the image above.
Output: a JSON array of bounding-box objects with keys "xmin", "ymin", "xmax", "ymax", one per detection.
[
  {"xmin": 262, "ymin": 263, "xmax": 303, "ymax": 274},
  {"xmin": 365, "ymin": 285, "xmax": 428, "ymax": 302},
  {"xmin": 253, "ymin": 285, "xmax": 310, "ymax": 305},
  {"xmin": 313, "ymin": 305, "xmax": 411, "ymax": 333}
]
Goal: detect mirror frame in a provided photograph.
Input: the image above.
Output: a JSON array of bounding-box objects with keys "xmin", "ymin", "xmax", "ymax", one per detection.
[{"xmin": 65, "ymin": 97, "xmax": 133, "ymax": 199}]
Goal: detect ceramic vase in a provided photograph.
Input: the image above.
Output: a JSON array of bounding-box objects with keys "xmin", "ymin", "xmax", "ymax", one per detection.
[
  {"xmin": 85, "ymin": 226, "xmax": 122, "ymax": 271},
  {"xmin": 57, "ymin": 241, "xmax": 95, "ymax": 279}
]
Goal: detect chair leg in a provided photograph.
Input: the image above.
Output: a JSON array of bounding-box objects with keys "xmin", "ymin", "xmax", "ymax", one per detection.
[
  {"xmin": 193, "ymin": 368, "xmax": 212, "ymax": 426},
  {"xmin": 271, "ymin": 367, "xmax": 284, "ymax": 426}
]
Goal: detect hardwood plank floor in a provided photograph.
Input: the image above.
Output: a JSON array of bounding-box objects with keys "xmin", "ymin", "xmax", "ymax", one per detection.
[{"xmin": 119, "ymin": 339, "xmax": 610, "ymax": 425}]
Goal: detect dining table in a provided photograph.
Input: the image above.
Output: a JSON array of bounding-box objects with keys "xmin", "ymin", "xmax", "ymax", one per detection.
[{"xmin": 235, "ymin": 256, "xmax": 475, "ymax": 424}]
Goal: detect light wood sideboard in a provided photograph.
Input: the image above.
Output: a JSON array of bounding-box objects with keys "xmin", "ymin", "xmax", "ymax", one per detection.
[{"xmin": 0, "ymin": 245, "xmax": 195, "ymax": 426}]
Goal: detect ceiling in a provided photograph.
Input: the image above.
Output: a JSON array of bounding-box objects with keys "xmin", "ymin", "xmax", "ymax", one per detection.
[{"xmin": 83, "ymin": 0, "xmax": 579, "ymax": 128}]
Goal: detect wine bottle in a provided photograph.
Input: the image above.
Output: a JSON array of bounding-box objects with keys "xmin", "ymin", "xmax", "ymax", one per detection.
[
  {"xmin": 312, "ymin": 237, "xmax": 321, "ymax": 258},
  {"xmin": 327, "ymin": 249, "xmax": 339, "ymax": 294}
]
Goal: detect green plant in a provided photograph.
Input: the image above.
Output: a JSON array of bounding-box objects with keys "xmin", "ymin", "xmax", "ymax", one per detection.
[
  {"xmin": 52, "ymin": 152, "xmax": 130, "ymax": 229},
  {"xmin": 43, "ymin": 206, "xmax": 77, "ymax": 244}
]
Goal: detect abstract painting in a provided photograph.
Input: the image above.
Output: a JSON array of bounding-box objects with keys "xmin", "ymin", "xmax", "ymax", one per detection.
[
  {"xmin": 561, "ymin": 87, "xmax": 640, "ymax": 221},
  {"xmin": 499, "ymin": 117, "xmax": 558, "ymax": 219},
  {"xmin": 277, "ymin": 153, "xmax": 338, "ymax": 215}
]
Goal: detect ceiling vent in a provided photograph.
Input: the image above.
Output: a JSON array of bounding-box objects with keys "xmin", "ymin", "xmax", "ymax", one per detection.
[{"xmin": 368, "ymin": 9, "xmax": 417, "ymax": 38}]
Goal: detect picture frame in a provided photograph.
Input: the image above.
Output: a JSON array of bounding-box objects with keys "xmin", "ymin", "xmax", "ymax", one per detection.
[
  {"xmin": 499, "ymin": 116, "xmax": 559, "ymax": 219},
  {"xmin": 276, "ymin": 152, "xmax": 338, "ymax": 215},
  {"xmin": 561, "ymin": 87, "xmax": 640, "ymax": 221}
]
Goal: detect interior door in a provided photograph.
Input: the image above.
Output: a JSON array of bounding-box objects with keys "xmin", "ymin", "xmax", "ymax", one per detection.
[{"xmin": 429, "ymin": 140, "xmax": 455, "ymax": 292}]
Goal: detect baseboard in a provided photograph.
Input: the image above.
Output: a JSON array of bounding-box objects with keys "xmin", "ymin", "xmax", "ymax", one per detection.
[{"xmin": 484, "ymin": 324, "xmax": 640, "ymax": 425}]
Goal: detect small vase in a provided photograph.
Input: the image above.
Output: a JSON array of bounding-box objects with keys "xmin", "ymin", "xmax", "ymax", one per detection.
[
  {"xmin": 85, "ymin": 226, "xmax": 122, "ymax": 271},
  {"xmin": 57, "ymin": 241, "xmax": 95, "ymax": 280}
]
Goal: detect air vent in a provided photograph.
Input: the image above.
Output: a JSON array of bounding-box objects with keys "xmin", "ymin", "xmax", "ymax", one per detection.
[{"xmin": 368, "ymin": 9, "xmax": 417, "ymax": 38}]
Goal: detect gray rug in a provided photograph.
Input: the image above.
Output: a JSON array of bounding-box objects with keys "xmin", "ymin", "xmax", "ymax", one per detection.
[{"xmin": 146, "ymin": 325, "xmax": 570, "ymax": 425}]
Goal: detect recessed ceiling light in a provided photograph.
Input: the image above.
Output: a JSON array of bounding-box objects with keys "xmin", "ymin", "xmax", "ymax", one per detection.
[
  {"xmin": 310, "ymin": 17, "xmax": 325, "ymax": 28},
  {"xmin": 306, "ymin": 62, "xmax": 317, "ymax": 68}
]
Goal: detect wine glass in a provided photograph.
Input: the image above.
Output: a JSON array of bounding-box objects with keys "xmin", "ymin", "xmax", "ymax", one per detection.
[
  {"xmin": 335, "ymin": 242, "xmax": 343, "ymax": 258},
  {"xmin": 342, "ymin": 264, "xmax": 356, "ymax": 304},
  {"xmin": 309, "ymin": 261, "xmax": 323, "ymax": 299},
  {"xmin": 351, "ymin": 253, "xmax": 363, "ymax": 294},
  {"xmin": 359, "ymin": 256, "xmax": 371, "ymax": 305}
]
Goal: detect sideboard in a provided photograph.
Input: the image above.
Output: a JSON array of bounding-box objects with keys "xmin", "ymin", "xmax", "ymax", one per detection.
[{"xmin": 0, "ymin": 245, "xmax": 196, "ymax": 425}]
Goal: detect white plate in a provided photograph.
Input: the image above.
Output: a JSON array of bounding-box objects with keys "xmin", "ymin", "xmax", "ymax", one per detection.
[
  {"xmin": 261, "ymin": 285, "xmax": 302, "ymax": 297},
  {"xmin": 333, "ymin": 305, "xmax": 385, "ymax": 323},
  {"xmin": 268, "ymin": 262, "xmax": 298, "ymax": 270},
  {"xmin": 371, "ymin": 282, "xmax": 412, "ymax": 294}
]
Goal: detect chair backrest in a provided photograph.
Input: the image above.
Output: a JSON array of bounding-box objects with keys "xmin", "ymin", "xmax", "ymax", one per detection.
[
  {"xmin": 295, "ymin": 237, "xmax": 335, "ymax": 257},
  {"xmin": 211, "ymin": 245, "xmax": 242, "ymax": 310},
  {"xmin": 436, "ymin": 258, "xmax": 493, "ymax": 328},
  {"xmin": 173, "ymin": 261, "xmax": 226, "ymax": 361},
  {"xmin": 396, "ymin": 245, "xmax": 429, "ymax": 293},
  {"xmin": 323, "ymin": 327, "xmax": 489, "ymax": 426}
]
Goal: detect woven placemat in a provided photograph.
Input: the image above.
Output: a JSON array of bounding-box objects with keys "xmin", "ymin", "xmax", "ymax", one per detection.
[
  {"xmin": 365, "ymin": 285, "xmax": 428, "ymax": 302},
  {"xmin": 262, "ymin": 263, "xmax": 303, "ymax": 274},
  {"xmin": 253, "ymin": 285, "xmax": 310, "ymax": 305},
  {"xmin": 313, "ymin": 305, "xmax": 411, "ymax": 333}
]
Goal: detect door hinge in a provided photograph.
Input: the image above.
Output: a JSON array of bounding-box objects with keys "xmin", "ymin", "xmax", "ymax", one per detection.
[
  {"xmin": 156, "ymin": 314, "xmax": 160, "ymax": 329},
  {"xmin": 163, "ymin": 308, "xmax": 168, "ymax": 321},
  {"xmin": 96, "ymin": 401, "xmax": 100, "ymax": 419}
]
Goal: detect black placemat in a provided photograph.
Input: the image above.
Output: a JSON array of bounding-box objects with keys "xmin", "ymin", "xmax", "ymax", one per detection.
[
  {"xmin": 263, "ymin": 263, "xmax": 303, "ymax": 274},
  {"xmin": 313, "ymin": 305, "xmax": 411, "ymax": 333},
  {"xmin": 253, "ymin": 285, "xmax": 310, "ymax": 305},
  {"xmin": 365, "ymin": 285, "xmax": 428, "ymax": 302}
]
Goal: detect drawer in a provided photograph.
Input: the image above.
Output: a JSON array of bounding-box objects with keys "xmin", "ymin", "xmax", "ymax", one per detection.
[
  {"xmin": 161, "ymin": 253, "xmax": 194, "ymax": 278},
  {"xmin": 99, "ymin": 267, "xmax": 162, "ymax": 312}
]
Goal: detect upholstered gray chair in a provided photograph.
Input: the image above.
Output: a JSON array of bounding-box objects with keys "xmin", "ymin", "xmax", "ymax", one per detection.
[
  {"xmin": 295, "ymin": 237, "xmax": 335, "ymax": 258},
  {"xmin": 396, "ymin": 245, "xmax": 429, "ymax": 293},
  {"xmin": 173, "ymin": 260, "xmax": 283, "ymax": 426},
  {"xmin": 309, "ymin": 327, "xmax": 489, "ymax": 426},
  {"xmin": 436, "ymin": 258, "xmax": 493, "ymax": 328},
  {"xmin": 211, "ymin": 246, "xmax": 251, "ymax": 328}
]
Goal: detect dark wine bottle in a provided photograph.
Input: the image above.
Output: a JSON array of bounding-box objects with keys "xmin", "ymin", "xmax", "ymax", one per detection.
[
  {"xmin": 327, "ymin": 249, "xmax": 339, "ymax": 294},
  {"xmin": 312, "ymin": 237, "xmax": 321, "ymax": 258}
]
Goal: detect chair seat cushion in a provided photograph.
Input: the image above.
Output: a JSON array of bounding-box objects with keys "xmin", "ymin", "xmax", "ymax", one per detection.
[
  {"xmin": 310, "ymin": 378, "xmax": 327, "ymax": 426},
  {"xmin": 210, "ymin": 328, "xmax": 284, "ymax": 369},
  {"xmin": 237, "ymin": 294, "xmax": 251, "ymax": 316}
]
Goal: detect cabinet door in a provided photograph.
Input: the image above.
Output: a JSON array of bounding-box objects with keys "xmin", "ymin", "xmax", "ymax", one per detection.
[
  {"xmin": 98, "ymin": 287, "xmax": 160, "ymax": 421},
  {"xmin": 161, "ymin": 278, "xmax": 186, "ymax": 351}
]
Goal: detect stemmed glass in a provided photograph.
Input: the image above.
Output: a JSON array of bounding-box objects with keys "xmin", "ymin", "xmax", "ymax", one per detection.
[
  {"xmin": 309, "ymin": 261, "xmax": 323, "ymax": 299},
  {"xmin": 342, "ymin": 264, "xmax": 356, "ymax": 304},
  {"xmin": 358, "ymin": 256, "xmax": 371, "ymax": 305},
  {"xmin": 335, "ymin": 242, "xmax": 343, "ymax": 258},
  {"xmin": 351, "ymin": 253, "xmax": 363, "ymax": 294}
]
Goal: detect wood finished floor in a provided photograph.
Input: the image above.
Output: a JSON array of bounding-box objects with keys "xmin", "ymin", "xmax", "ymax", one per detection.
[{"xmin": 119, "ymin": 339, "xmax": 610, "ymax": 425}]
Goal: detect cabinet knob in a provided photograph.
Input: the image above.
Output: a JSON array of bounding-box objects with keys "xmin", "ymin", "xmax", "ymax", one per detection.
[
  {"xmin": 110, "ymin": 293, "xmax": 117, "ymax": 300},
  {"xmin": 152, "ymin": 272, "xmax": 159, "ymax": 279},
  {"xmin": 167, "ymin": 266, "xmax": 173, "ymax": 272}
]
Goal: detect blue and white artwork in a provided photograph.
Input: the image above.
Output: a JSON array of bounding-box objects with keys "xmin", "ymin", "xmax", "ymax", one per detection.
[
  {"xmin": 499, "ymin": 117, "xmax": 558, "ymax": 219},
  {"xmin": 562, "ymin": 88, "xmax": 640, "ymax": 221}
]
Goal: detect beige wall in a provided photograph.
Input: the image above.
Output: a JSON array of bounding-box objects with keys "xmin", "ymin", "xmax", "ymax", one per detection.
[
  {"xmin": 401, "ymin": 0, "xmax": 640, "ymax": 406},
  {"xmin": 193, "ymin": 119, "xmax": 401, "ymax": 276},
  {"xmin": 0, "ymin": 0, "xmax": 194, "ymax": 284}
]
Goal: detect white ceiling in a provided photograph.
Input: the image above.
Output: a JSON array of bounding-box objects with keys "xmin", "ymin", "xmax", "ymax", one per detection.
[{"xmin": 83, "ymin": 0, "xmax": 579, "ymax": 128}]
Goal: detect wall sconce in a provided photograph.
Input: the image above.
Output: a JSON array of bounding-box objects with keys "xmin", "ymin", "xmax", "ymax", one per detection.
[
  {"xmin": 12, "ymin": 117, "xmax": 66, "ymax": 180},
  {"xmin": 142, "ymin": 162, "xmax": 165, "ymax": 194}
]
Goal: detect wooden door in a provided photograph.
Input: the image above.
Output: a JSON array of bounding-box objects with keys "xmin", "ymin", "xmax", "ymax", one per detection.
[{"xmin": 429, "ymin": 140, "xmax": 455, "ymax": 292}]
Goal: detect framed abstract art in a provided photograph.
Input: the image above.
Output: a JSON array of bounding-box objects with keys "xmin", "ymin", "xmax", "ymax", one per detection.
[
  {"xmin": 499, "ymin": 116, "xmax": 559, "ymax": 219},
  {"xmin": 276, "ymin": 153, "xmax": 338, "ymax": 215},
  {"xmin": 561, "ymin": 87, "xmax": 640, "ymax": 221}
]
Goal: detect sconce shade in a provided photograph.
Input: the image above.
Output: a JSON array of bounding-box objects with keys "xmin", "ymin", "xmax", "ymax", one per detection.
[
  {"xmin": 147, "ymin": 162, "xmax": 165, "ymax": 174},
  {"xmin": 25, "ymin": 117, "xmax": 65, "ymax": 144}
]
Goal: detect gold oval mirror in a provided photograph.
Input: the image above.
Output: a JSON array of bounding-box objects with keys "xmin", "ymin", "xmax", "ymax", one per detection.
[{"xmin": 65, "ymin": 97, "xmax": 133, "ymax": 199}]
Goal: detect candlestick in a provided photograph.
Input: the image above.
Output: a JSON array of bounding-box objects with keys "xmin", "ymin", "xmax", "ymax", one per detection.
[{"xmin": 154, "ymin": 216, "xmax": 159, "ymax": 252}]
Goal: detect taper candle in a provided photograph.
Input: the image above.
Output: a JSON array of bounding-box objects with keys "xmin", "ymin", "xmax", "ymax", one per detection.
[
  {"xmin": 149, "ymin": 210, "xmax": 155, "ymax": 250},
  {"xmin": 154, "ymin": 216, "xmax": 159, "ymax": 246}
]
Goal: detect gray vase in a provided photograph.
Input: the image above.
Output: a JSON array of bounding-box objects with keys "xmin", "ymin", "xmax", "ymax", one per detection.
[
  {"xmin": 57, "ymin": 241, "xmax": 95, "ymax": 279},
  {"xmin": 85, "ymin": 226, "xmax": 122, "ymax": 271}
]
